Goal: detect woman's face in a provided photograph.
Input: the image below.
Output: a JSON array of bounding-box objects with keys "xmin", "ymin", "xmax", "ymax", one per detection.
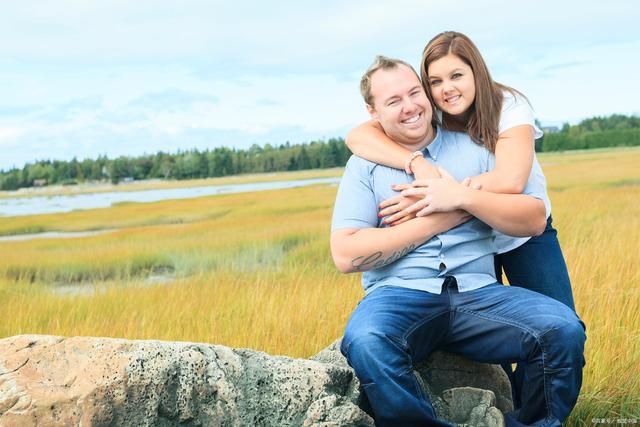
[{"xmin": 426, "ymin": 53, "xmax": 476, "ymax": 120}]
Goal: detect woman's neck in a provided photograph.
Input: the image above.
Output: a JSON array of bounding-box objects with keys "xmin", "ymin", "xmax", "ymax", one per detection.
[{"xmin": 442, "ymin": 113, "xmax": 468, "ymax": 132}]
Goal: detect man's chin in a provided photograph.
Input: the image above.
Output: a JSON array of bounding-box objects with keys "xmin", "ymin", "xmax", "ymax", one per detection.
[{"xmin": 404, "ymin": 127, "xmax": 432, "ymax": 144}]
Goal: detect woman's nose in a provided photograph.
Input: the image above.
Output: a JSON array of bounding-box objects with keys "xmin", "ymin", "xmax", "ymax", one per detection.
[{"xmin": 442, "ymin": 80, "xmax": 455, "ymax": 93}]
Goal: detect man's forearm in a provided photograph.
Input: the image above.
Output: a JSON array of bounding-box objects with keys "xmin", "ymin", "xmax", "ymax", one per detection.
[{"xmin": 331, "ymin": 211, "xmax": 466, "ymax": 273}]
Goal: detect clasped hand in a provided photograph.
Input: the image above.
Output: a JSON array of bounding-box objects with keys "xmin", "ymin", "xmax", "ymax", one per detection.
[{"xmin": 379, "ymin": 167, "xmax": 481, "ymax": 226}]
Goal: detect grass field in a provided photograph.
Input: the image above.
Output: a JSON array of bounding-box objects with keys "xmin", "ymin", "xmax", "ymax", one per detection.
[{"xmin": 1, "ymin": 147, "xmax": 638, "ymax": 424}]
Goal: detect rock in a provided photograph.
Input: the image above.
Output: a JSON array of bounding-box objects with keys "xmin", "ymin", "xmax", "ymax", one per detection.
[
  {"xmin": 0, "ymin": 335, "xmax": 512, "ymax": 426},
  {"xmin": 417, "ymin": 351, "xmax": 513, "ymax": 414},
  {"xmin": 442, "ymin": 387, "xmax": 505, "ymax": 427},
  {"xmin": 312, "ymin": 339, "xmax": 512, "ymax": 425},
  {"xmin": 0, "ymin": 335, "xmax": 373, "ymax": 427}
]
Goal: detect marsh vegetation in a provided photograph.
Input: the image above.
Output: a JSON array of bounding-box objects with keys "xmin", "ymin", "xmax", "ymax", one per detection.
[{"xmin": 1, "ymin": 147, "xmax": 638, "ymax": 423}]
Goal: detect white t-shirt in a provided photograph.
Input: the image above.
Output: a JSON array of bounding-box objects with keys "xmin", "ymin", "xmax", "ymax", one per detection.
[{"xmin": 493, "ymin": 92, "xmax": 550, "ymax": 254}]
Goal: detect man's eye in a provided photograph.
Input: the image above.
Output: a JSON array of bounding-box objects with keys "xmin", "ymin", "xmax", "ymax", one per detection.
[
  {"xmin": 410, "ymin": 91, "xmax": 421, "ymax": 97},
  {"xmin": 388, "ymin": 100, "xmax": 399, "ymax": 106}
]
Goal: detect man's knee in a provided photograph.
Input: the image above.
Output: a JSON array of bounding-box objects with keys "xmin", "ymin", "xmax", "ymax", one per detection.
[
  {"xmin": 343, "ymin": 324, "xmax": 399, "ymax": 355},
  {"xmin": 544, "ymin": 317, "xmax": 586, "ymax": 367},
  {"xmin": 342, "ymin": 325, "xmax": 407, "ymax": 371}
]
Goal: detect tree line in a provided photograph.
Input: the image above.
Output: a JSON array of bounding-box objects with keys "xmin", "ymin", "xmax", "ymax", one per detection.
[
  {"xmin": 1, "ymin": 114, "xmax": 638, "ymax": 191},
  {"xmin": 536, "ymin": 114, "xmax": 640, "ymax": 152},
  {"xmin": 0, "ymin": 138, "xmax": 351, "ymax": 191}
]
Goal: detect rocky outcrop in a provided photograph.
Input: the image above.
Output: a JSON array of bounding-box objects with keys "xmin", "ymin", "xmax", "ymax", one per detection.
[
  {"xmin": 0, "ymin": 335, "xmax": 512, "ymax": 426},
  {"xmin": 313, "ymin": 339, "xmax": 512, "ymax": 426}
]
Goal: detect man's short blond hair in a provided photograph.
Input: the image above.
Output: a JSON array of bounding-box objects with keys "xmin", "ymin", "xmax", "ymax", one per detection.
[{"xmin": 360, "ymin": 55, "xmax": 420, "ymax": 106}]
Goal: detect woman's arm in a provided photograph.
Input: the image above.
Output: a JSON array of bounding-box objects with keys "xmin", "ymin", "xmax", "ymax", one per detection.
[
  {"xmin": 346, "ymin": 120, "xmax": 440, "ymax": 180},
  {"xmin": 466, "ymin": 125, "xmax": 535, "ymax": 194},
  {"xmin": 401, "ymin": 168, "xmax": 546, "ymax": 237}
]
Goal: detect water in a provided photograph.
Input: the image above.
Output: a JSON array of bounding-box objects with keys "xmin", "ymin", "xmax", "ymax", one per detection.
[
  {"xmin": 0, "ymin": 177, "xmax": 340, "ymax": 217},
  {"xmin": 0, "ymin": 230, "xmax": 113, "ymax": 242}
]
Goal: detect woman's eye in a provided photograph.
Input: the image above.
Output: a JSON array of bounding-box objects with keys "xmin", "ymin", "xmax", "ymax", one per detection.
[
  {"xmin": 429, "ymin": 80, "xmax": 440, "ymax": 86},
  {"xmin": 452, "ymin": 73, "xmax": 462, "ymax": 79}
]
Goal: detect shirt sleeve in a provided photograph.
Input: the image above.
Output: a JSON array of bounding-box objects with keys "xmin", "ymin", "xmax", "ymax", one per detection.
[
  {"xmin": 499, "ymin": 92, "xmax": 543, "ymax": 140},
  {"xmin": 331, "ymin": 156, "xmax": 380, "ymax": 232}
]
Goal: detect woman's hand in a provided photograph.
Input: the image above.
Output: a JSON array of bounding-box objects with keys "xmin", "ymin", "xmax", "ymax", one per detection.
[{"xmin": 401, "ymin": 167, "xmax": 480, "ymax": 217}]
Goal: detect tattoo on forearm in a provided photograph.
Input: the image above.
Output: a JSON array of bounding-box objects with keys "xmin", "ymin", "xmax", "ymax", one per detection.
[{"xmin": 351, "ymin": 244, "xmax": 416, "ymax": 271}]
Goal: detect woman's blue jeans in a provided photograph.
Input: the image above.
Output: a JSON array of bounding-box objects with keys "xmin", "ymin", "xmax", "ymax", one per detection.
[
  {"xmin": 341, "ymin": 278, "xmax": 586, "ymax": 427},
  {"xmin": 495, "ymin": 216, "xmax": 575, "ymax": 311}
]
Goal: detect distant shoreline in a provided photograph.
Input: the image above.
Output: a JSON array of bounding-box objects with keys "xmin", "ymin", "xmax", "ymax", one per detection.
[
  {"xmin": 0, "ymin": 167, "xmax": 343, "ymax": 200},
  {"xmin": 2, "ymin": 145, "xmax": 639, "ymax": 200}
]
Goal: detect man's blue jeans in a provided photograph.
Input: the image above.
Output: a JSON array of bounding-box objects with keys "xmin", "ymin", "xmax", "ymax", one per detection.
[
  {"xmin": 340, "ymin": 278, "xmax": 586, "ymax": 427},
  {"xmin": 495, "ymin": 215, "xmax": 578, "ymax": 409}
]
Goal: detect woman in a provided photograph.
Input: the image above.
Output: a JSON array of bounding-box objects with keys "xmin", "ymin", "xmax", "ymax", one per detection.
[{"xmin": 346, "ymin": 31, "xmax": 575, "ymax": 311}]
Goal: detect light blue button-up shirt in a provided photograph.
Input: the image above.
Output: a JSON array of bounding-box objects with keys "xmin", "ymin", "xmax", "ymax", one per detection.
[{"xmin": 331, "ymin": 127, "xmax": 547, "ymax": 295}]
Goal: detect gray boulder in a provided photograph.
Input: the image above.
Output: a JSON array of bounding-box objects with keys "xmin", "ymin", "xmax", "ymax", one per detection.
[
  {"xmin": 0, "ymin": 335, "xmax": 512, "ymax": 426},
  {"xmin": 0, "ymin": 335, "xmax": 373, "ymax": 427}
]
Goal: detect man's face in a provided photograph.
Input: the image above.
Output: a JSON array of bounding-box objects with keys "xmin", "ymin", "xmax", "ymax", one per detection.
[{"xmin": 367, "ymin": 65, "xmax": 433, "ymax": 148}]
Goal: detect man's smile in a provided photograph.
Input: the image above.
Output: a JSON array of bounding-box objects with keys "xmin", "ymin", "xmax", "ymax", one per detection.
[{"xmin": 402, "ymin": 112, "xmax": 421, "ymax": 124}]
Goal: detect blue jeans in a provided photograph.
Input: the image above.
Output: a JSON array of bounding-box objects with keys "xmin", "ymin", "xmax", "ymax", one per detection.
[
  {"xmin": 495, "ymin": 215, "xmax": 578, "ymax": 409},
  {"xmin": 341, "ymin": 278, "xmax": 586, "ymax": 427},
  {"xmin": 495, "ymin": 216, "xmax": 575, "ymax": 311}
]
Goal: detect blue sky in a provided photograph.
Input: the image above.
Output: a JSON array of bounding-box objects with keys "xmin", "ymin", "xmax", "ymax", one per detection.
[{"xmin": 1, "ymin": 0, "xmax": 638, "ymax": 170}]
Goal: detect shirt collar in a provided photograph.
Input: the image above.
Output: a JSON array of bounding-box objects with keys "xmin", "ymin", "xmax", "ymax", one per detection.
[{"xmin": 422, "ymin": 126, "xmax": 443, "ymax": 160}]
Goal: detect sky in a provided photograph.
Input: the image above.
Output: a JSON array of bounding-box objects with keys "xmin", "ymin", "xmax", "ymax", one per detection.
[{"xmin": 1, "ymin": 0, "xmax": 638, "ymax": 170}]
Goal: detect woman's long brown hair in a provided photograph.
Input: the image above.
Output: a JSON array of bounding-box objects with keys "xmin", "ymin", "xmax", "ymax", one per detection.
[{"xmin": 420, "ymin": 31, "xmax": 524, "ymax": 153}]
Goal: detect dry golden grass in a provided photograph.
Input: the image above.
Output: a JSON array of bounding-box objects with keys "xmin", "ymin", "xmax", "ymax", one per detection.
[{"xmin": 1, "ymin": 147, "xmax": 639, "ymax": 423}]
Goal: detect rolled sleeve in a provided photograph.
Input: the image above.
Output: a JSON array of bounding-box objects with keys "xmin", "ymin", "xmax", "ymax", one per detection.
[{"xmin": 331, "ymin": 156, "xmax": 379, "ymax": 232}]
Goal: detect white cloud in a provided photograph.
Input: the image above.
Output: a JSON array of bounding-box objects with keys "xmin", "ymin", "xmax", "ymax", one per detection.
[
  {"xmin": 0, "ymin": 128, "xmax": 22, "ymax": 145},
  {"xmin": 0, "ymin": 0, "xmax": 638, "ymax": 169}
]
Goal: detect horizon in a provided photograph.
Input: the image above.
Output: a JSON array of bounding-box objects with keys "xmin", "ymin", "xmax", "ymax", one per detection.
[{"xmin": 1, "ymin": 0, "xmax": 638, "ymax": 170}]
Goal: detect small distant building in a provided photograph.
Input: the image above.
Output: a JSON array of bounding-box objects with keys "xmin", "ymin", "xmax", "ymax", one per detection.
[
  {"xmin": 33, "ymin": 179, "xmax": 48, "ymax": 187},
  {"xmin": 122, "ymin": 177, "xmax": 134, "ymax": 183},
  {"xmin": 541, "ymin": 126, "xmax": 560, "ymax": 134}
]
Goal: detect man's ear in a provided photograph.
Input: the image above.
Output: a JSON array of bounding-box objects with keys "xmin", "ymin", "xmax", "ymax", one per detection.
[{"xmin": 366, "ymin": 104, "xmax": 377, "ymax": 119}]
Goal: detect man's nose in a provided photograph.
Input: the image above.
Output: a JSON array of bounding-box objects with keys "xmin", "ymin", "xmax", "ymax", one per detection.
[{"xmin": 401, "ymin": 97, "xmax": 417, "ymax": 112}]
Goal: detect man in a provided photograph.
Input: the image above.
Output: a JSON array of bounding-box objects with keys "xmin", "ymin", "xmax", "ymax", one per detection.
[{"xmin": 330, "ymin": 56, "xmax": 585, "ymax": 427}]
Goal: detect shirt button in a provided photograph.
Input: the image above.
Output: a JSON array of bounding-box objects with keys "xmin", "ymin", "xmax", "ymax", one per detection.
[{"xmin": 439, "ymin": 262, "xmax": 446, "ymax": 271}]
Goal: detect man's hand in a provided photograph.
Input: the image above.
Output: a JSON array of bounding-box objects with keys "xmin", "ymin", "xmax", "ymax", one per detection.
[
  {"xmin": 378, "ymin": 189, "xmax": 422, "ymax": 226},
  {"xmin": 401, "ymin": 167, "xmax": 475, "ymax": 217}
]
